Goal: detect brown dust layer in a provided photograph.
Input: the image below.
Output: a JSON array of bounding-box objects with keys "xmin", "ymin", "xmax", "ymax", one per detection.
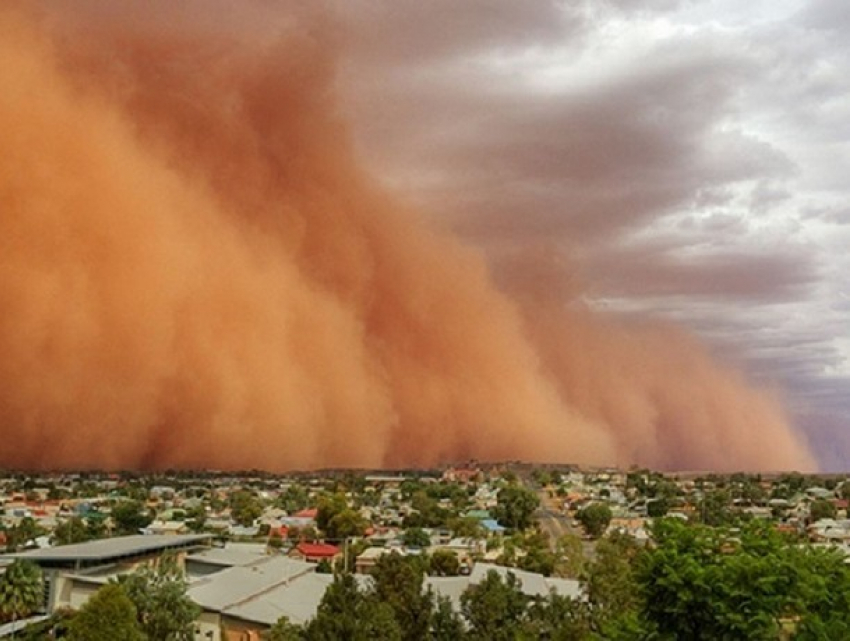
[{"xmin": 0, "ymin": 5, "xmax": 816, "ymax": 472}]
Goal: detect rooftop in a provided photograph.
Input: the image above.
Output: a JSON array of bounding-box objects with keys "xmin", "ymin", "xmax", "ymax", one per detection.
[
  {"xmin": 3, "ymin": 534, "xmax": 212, "ymax": 566},
  {"xmin": 188, "ymin": 556, "xmax": 315, "ymax": 612}
]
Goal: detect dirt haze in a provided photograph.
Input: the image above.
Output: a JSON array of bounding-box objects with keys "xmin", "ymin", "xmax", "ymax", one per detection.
[{"xmin": 0, "ymin": 4, "xmax": 816, "ymax": 472}]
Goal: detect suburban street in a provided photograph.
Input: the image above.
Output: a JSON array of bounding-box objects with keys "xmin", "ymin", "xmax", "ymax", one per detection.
[{"xmin": 534, "ymin": 488, "xmax": 597, "ymax": 561}]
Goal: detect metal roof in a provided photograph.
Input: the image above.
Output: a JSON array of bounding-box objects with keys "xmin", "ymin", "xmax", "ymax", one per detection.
[
  {"xmin": 188, "ymin": 556, "xmax": 314, "ymax": 612},
  {"xmin": 187, "ymin": 543, "xmax": 269, "ymax": 568},
  {"xmin": 4, "ymin": 534, "xmax": 212, "ymax": 563}
]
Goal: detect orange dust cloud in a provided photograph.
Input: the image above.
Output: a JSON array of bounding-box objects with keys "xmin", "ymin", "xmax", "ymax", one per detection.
[{"xmin": 0, "ymin": 4, "xmax": 815, "ymax": 472}]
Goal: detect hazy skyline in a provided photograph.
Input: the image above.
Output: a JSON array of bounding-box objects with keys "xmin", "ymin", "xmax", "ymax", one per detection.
[{"xmin": 0, "ymin": 1, "xmax": 838, "ymax": 472}]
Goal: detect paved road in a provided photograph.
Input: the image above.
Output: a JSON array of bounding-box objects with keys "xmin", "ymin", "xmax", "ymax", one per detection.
[{"xmin": 534, "ymin": 489, "xmax": 596, "ymax": 560}]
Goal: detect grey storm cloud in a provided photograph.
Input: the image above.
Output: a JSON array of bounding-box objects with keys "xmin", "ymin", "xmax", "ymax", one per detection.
[{"xmin": 337, "ymin": 1, "xmax": 850, "ymax": 469}]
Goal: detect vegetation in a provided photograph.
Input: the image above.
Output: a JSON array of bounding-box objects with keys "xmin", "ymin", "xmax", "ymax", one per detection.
[
  {"xmin": 110, "ymin": 500, "xmax": 152, "ymax": 535},
  {"xmin": 637, "ymin": 518, "xmax": 850, "ymax": 639},
  {"xmin": 303, "ymin": 572, "xmax": 401, "ymax": 640},
  {"xmin": 429, "ymin": 549, "xmax": 461, "ymax": 576},
  {"xmin": 493, "ymin": 484, "xmax": 539, "ymax": 531},
  {"xmin": 117, "ymin": 554, "xmax": 200, "ymax": 640},
  {"xmin": 0, "ymin": 560, "xmax": 43, "ymax": 623},
  {"xmin": 67, "ymin": 583, "xmax": 145, "ymax": 641},
  {"xmin": 576, "ymin": 502, "xmax": 612, "ymax": 539},
  {"xmin": 809, "ymin": 497, "xmax": 837, "ymax": 522}
]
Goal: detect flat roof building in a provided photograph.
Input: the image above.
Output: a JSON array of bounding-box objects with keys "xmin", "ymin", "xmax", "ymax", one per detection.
[{"xmin": 1, "ymin": 534, "xmax": 213, "ymax": 613}]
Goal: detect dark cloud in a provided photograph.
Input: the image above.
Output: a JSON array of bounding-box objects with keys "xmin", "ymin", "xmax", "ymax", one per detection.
[
  {"xmin": 798, "ymin": 0, "xmax": 850, "ymax": 33},
  {"xmin": 334, "ymin": 0, "xmax": 850, "ymax": 469},
  {"xmin": 334, "ymin": 0, "xmax": 581, "ymax": 66},
  {"xmin": 584, "ymin": 246, "xmax": 818, "ymax": 303}
]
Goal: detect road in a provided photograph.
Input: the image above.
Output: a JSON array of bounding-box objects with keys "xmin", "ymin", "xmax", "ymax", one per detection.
[{"xmin": 534, "ymin": 488, "xmax": 597, "ymax": 561}]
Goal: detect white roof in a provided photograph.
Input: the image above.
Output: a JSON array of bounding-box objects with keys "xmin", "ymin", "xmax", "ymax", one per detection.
[
  {"xmin": 426, "ymin": 563, "xmax": 583, "ymax": 612},
  {"xmin": 188, "ymin": 543, "xmax": 268, "ymax": 568},
  {"xmin": 225, "ymin": 573, "xmax": 335, "ymax": 625},
  {"xmin": 188, "ymin": 556, "xmax": 314, "ymax": 612},
  {"xmin": 425, "ymin": 576, "xmax": 470, "ymax": 610},
  {"xmin": 5, "ymin": 534, "xmax": 211, "ymax": 563}
]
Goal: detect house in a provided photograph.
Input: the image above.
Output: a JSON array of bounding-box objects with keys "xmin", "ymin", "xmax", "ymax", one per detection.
[
  {"xmin": 443, "ymin": 468, "xmax": 480, "ymax": 484},
  {"xmin": 142, "ymin": 520, "xmax": 190, "ymax": 536},
  {"xmin": 188, "ymin": 555, "xmax": 318, "ymax": 641},
  {"xmin": 354, "ymin": 547, "xmax": 392, "ymax": 574},
  {"xmin": 289, "ymin": 542, "xmax": 340, "ymax": 564},
  {"xmin": 808, "ymin": 519, "xmax": 850, "ymax": 543}
]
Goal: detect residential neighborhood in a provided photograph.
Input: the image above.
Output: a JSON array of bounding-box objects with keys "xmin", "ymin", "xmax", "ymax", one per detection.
[{"xmin": 3, "ymin": 465, "xmax": 850, "ymax": 638}]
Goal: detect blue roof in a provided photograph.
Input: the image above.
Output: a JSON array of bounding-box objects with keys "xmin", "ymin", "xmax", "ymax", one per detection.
[{"xmin": 480, "ymin": 519, "xmax": 506, "ymax": 532}]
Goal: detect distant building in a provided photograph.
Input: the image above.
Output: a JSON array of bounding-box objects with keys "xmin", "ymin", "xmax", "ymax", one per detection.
[{"xmin": 289, "ymin": 542, "xmax": 340, "ymax": 564}]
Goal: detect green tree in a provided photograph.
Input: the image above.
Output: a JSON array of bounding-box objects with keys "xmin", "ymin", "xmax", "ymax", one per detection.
[
  {"xmin": 525, "ymin": 592, "xmax": 592, "ymax": 641},
  {"xmin": 230, "ymin": 490, "xmax": 263, "ymax": 528},
  {"xmin": 576, "ymin": 503, "xmax": 612, "ymax": 539},
  {"xmin": 67, "ymin": 583, "xmax": 145, "ymax": 641},
  {"xmin": 696, "ymin": 488, "xmax": 734, "ymax": 526},
  {"xmin": 645, "ymin": 497, "xmax": 669, "ymax": 518},
  {"xmin": 403, "ymin": 527, "xmax": 431, "ymax": 549},
  {"xmin": 85, "ymin": 514, "xmax": 108, "ymax": 540},
  {"xmin": 635, "ymin": 518, "xmax": 850, "ymax": 640},
  {"xmin": 304, "ymin": 572, "xmax": 401, "ymax": 641},
  {"xmin": 5, "ymin": 517, "xmax": 45, "ymax": 552},
  {"xmin": 517, "ymin": 531, "xmax": 557, "ymax": 577},
  {"xmin": 429, "ymin": 549, "xmax": 461, "ymax": 577},
  {"xmin": 266, "ymin": 615, "xmax": 304, "ymax": 640},
  {"xmin": 327, "ymin": 508, "xmax": 366, "ymax": 540},
  {"xmin": 316, "ymin": 493, "xmax": 348, "ymax": 535},
  {"xmin": 277, "ymin": 485, "xmax": 310, "ymax": 514},
  {"xmin": 53, "ymin": 516, "xmax": 91, "ymax": 546},
  {"xmin": 185, "ymin": 504, "xmax": 207, "ymax": 533},
  {"xmin": 810, "ymin": 498, "xmax": 837, "ymax": 522},
  {"xmin": 0, "ymin": 560, "xmax": 43, "ymax": 623},
  {"xmin": 370, "ymin": 552, "xmax": 433, "ymax": 641},
  {"xmin": 448, "ymin": 516, "xmax": 484, "ymax": 539},
  {"xmin": 493, "ymin": 485, "xmax": 539, "ymax": 531},
  {"xmin": 111, "ymin": 500, "xmax": 152, "ymax": 535},
  {"xmin": 407, "ymin": 492, "xmax": 449, "ymax": 529},
  {"xmin": 585, "ymin": 531, "xmax": 644, "ymax": 636},
  {"xmin": 14, "ymin": 608, "xmax": 74, "ymax": 640},
  {"xmin": 554, "ymin": 534, "xmax": 585, "ymax": 578},
  {"xmin": 461, "ymin": 570, "xmax": 528, "ymax": 641},
  {"xmin": 117, "ymin": 553, "xmax": 200, "ymax": 640},
  {"xmin": 431, "ymin": 594, "xmax": 465, "ymax": 640}
]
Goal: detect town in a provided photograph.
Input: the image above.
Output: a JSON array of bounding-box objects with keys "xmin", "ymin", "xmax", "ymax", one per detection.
[{"xmin": 2, "ymin": 464, "xmax": 850, "ymax": 639}]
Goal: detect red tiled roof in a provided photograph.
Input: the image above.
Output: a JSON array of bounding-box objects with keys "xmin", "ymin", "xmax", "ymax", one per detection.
[
  {"xmin": 294, "ymin": 508, "xmax": 318, "ymax": 519},
  {"xmin": 296, "ymin": 542, "xmax": 339, "ymax": 558}
]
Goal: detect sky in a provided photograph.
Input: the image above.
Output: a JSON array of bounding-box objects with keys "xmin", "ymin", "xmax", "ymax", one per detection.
[
  {"xmin": 335, "ymin": 0, "xmax": 850, "ymax": 470},
  {"xmin": 0, "ymin": 1, "xmax": 843, "ymax": 472}
]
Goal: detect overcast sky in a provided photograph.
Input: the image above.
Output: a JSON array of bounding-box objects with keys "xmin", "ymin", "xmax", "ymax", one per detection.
[{"xmin": 333, "ymin": 0, "xmax": 850, "ymax": 470}]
